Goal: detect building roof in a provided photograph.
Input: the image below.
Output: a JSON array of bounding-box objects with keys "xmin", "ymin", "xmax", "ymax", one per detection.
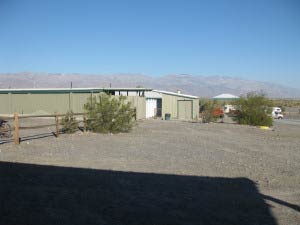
[
  {"xmin": 0, "ymin": 88, "xmax": 199, "ymax": 99},
  {"xmin": 153, "ymin": 90, "xmax": 199, "ymax": 99},
  {"xmin": 0, "ymin": 87, "xmax": 152, "ymax": 94},
  {"xmin": 212, "ymin": 93, "xmax": 239, "ymax": 99},
  {"xmin": 144, "ymin": 91, "xmax": 162, "ymax": 98},
  {"xmin": 103, "ymin": 87, "xmax": 152, "ymax": 91}
]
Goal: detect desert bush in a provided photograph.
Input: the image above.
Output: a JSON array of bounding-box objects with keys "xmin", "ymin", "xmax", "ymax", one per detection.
[
  {"xmin": 84, "ymin": 93, "xmax": 136, "ymax": 133},
  {"xmin": 271, "ymin": 99, "xmax": 300, "ymax": 107},
  {"xmin": 200, "ymin": 100, "xmax": 223, "ymax": 123},
  {"xmin": 233, "ymin": 92, "xmax": 273, "ymax": 126},
  {"xmin": 60, "ymin": 110, "xmax": 78, "ymax": 133}
]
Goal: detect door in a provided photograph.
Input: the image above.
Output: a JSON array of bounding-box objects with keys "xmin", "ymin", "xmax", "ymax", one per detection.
[
  {"xmin": 146, "ymin": 98, "xmax": 157, "ymax": 118},
  {"xmin": 178, "ymin": 100, "xmax": 192, "ymax": 120},
  {"xmin": 156, "ymin": 99, "xmax": 162, "ymax": 117}
]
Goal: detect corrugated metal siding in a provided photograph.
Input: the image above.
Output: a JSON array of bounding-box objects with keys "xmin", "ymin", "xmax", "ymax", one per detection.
[
  {"xmin": 71, "ymin": 93, "xmax": 93, "ymax": 113},
  {"xmin": 161, "ymin": 94, "xmax": 178, "ymax": 118},
  {"xmin": 0, "ymin": 94, "xmax": 10, "ymax": 114},
  {"xmin": 104, "ymin": 96, "xmax": 145, "ymax": 120},
  {"xmin": 161, "ymin": 93, "xmax": 199, "ymax": 120},
  {"xmin": 125, "ymin": 96, "xmax": 146, "ymax": 120},
  {"xmin": 193, "ymin": 99, "xmax": 199, "ymax": 119},
  {"xmin": 178, "ymin": 100, "xmax": 192, "ymax": 120},
  {"xmin": 0, "ymin": 91, "xmax": 198, "ymax": 120},
  {"xmin": 0, "ymin": 92, "xmax": 146, "ymax": 119},
  {"xmin": 10, "ymin": 93, "xmax": 70, "ymax": 115}
]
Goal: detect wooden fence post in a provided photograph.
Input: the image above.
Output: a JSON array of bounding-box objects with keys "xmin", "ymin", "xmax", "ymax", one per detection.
[
  {"xmin": 55, "ymin": 112, "xmax": 59, "ymax": 137},
  {"xmin": 83, "ymin": 114, "xmax": 87, "ymax": 133},
  {"xmin": 14, "ymin": 112, "xmax": 19, "ymax": 145}
]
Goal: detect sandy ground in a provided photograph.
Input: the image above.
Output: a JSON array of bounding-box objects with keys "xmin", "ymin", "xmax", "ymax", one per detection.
[{"xmin": 0, "ymin": 119, "xmax": 299, "ymax": 225}]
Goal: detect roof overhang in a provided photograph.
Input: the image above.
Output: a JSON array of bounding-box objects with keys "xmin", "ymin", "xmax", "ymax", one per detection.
[
  {"xmin": 153, "ymin": 90, "xmax": 198, "ymax": 99},
  {"xmin": 0, "ymin": 87, "xmax": 153, "ymax": 94}
]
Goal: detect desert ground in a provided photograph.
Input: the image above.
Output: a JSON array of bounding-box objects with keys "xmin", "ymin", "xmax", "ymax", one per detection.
[{"xmin": 0, "ymin": 118, "xmax": 299, "ymax": 225}]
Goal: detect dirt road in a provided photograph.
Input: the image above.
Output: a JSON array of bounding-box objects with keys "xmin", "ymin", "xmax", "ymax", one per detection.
[{"xmin": 275, "ymin": 118, "xmax": 300, "ymax": 126}]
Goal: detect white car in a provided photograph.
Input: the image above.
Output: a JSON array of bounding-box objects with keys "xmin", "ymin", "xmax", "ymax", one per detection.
[{"xmin": 272, "ymin": 107, "xmax": 284, "ymax": 119}]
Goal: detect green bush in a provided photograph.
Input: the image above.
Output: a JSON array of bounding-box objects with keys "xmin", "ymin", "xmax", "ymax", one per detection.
[
  {"xmin": 60, "ymin": 110, "xmax": 78, "ymax": 133},
  {"xmin": 233, "ymin": 92, "xmax": 273, "ymax": 126},
  {"xmin": 84, "ymin": 93, "xmax": 136, "ymax": 133},
  {"xmin": 271, "ymin": 99, "xmax": 300, "ymax": 107}
]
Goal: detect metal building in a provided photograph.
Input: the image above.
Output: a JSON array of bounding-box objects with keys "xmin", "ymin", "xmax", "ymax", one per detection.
[
  {"xmin": 0, "ymin": 88, "xmax": 148, "ymax": 119},
  {"xmin": 145, "ymin": 90, "xmax": 199, "ymax": 120},
  {"xmin": 0, "ymin": 88, "xmax": 199, "ymax": 121}
]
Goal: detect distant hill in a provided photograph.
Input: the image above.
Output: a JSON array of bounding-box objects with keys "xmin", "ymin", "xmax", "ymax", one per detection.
[{"xmin": 0, "ymin": 72, "xmax": 300, "ymax": 98}]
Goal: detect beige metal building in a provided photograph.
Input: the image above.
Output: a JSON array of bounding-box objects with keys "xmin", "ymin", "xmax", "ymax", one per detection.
[
  {"xmin": 145, "ymin": 90, "xmax": 199, "ymax": 120},
  {"xmin": 0, "ymin": 88, "xmax": 199, "ymax": 121}
]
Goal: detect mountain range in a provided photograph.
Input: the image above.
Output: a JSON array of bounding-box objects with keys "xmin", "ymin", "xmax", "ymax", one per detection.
[{"xmin": 0, "ymin": 72, "xmax": 299, "ymax": 98}]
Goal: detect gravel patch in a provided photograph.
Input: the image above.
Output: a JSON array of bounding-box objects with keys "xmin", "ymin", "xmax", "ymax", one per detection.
[{"xmin": 0, "ymin": 119, "xmax": 299, "ymax": 225}]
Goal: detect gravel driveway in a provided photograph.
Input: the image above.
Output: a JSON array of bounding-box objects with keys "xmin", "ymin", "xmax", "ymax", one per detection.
[{"xmin": 0, "ymin": 119, "xmax": 299, "ymax": 225}]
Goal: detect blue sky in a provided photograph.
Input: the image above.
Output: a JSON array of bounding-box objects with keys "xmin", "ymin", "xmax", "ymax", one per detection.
[{"xmin": 0, "ymin": 0, "xmax": 299, "ymax": 88}]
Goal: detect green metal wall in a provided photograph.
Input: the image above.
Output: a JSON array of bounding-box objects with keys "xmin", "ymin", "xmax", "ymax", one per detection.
[
  {"xmin": 127, "ymin": 96, "xmax": 146, "ymax": 120},
  {"xmin": 0, "ymin": 94, "xmax": 10, "ymax": 114},
  {"xmin": 0, "ymin": 92, "xmax": 146, "ymax": 119},
  {"xmin": 161, "ymin": 94, "xmax": 199, "ymax": 120},
  {"xmin": 13, "ymin": 93, "xmax": 70, "ymax": 114},
  {"xmin": 71, "ymin": 93, "xmax": 94, "ymax": 113},
  {"xmin": 0, "ymin": 91, "xmax": 197, "ymax": 120}
]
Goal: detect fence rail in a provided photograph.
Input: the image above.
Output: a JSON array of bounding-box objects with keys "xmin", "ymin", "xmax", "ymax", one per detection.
[
  {"xmin": 0, "ymin": 113, "xmax": 85, "ymax": 120},
  {"xmin": 0, "ymin": 112, "xmax": 86, "ymax": 145},
  {"xmin": 19, "ymin": 124, "xmax": 57, "ymax": 130}
]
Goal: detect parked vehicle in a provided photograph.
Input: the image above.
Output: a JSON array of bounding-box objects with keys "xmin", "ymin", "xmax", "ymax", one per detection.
[
  {"xmin": 223, "ymin": 104, "xmax": 235, "ymax": 114},
  {"xmin": 272, "ymin": 107, "xmax": 284, "ymax": 119}
]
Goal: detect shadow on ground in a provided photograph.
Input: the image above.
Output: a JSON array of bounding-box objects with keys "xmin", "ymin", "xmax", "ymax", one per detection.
[
  {"xmin": 0, "ymin": 161, "xmax": 279, "ymax": 225},
  {"xmin": 0, "ymin": 132, "xmax": 58, "ymax": 145},
  {"xmin": 0, "ymin": 130, "xmax": 66, "ymax": 145}
]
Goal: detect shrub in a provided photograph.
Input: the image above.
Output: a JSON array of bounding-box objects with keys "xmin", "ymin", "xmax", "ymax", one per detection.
[
  {"xmin": 84, "ymin": 93, "xmax": 136, "ymax": 133},
  {"xmin": 233, "ymin": 92, "xmax": 273, "ymax": 126},
  {"xmin": 60, "ymin": 110, "xmax": 78, "ymax": 133},
  {"xmin": 271, "ymin": 99, "xmax": 300, "ymax": 107},
  {"xmin": 200, "ymin": 100, "xmax": 223, "ymax": 123}
]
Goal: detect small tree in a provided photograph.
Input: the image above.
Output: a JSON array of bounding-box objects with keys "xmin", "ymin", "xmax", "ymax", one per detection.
[
  {"xmin": 84, "ymin": 93, "xmax": 136, "ymax": 133},
  {"xmin": 233, "ymin": 92, "xmax": 273, "ymax": 126},
  {"xmin": 60, "ymin": 110, "xmax": 78, "ymax": 133}
]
